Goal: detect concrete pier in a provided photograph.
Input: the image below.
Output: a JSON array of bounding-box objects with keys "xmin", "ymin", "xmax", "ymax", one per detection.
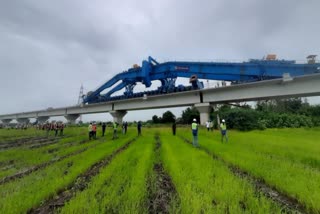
[
  {"xmin": 65, "ymin": 114, "xmax": 80, "ymax": 124},
  {"xmin": 194, "ymin": 103, "xmax": 212, "ymax": 125},
  {"xmin": 110, "ymin": 110, "xmax": 127, "ymax": 124}
]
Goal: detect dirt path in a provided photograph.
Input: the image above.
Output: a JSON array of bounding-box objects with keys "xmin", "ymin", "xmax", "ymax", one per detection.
[
  {"xmin": 28, "ymin": 139, "xmax": 60, "ymax": 149},
  {"xmin": 0, "ymin": 137, "xmax": 61, "ymax": 150},
  {"xmin": 27, "ymin": 138, "xmax": 136, "ymax": 214},
  {"xmin": 180, "ymin": 137, "xmax": 306, "ymax": 214},
  {"xmin": 0, "ymin": 136, "xmax": 39, "ymax": 144},
  {"xmin": 148, "ymin": 135, "xmax": 179, "ymax": 214},
  {"xmin": 0, "ymin": 141, "xmax": 96, "ymax": 185}
]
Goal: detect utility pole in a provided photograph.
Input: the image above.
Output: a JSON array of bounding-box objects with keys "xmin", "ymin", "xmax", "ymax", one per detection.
[{"xmin": 77, "ymin": 84, "xmax": 84, "ymax": 122}]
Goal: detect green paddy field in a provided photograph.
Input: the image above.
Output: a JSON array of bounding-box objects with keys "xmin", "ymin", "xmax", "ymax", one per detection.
[{"xmin": 0, "ymin": 126, "xmax": 319, "ymax": 213}]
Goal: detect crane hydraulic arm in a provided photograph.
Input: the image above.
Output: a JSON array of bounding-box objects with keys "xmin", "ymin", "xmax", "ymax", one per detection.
[{"xmin": 83, "ymin": 56, "xmax": 320, "ymax": 104}]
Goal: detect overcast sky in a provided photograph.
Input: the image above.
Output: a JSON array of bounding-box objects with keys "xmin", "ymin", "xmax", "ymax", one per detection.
[{"xmin": 1, "ymin": 0, "xmax": 320, "ymax": 122}]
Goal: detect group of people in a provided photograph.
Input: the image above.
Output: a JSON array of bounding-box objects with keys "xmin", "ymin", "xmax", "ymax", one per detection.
[
  {"xmin": 88, "ymin": 121, "xmax": 139, "ymax": 140},
  {"xmin": 87, "ymin": 119, "xmax": 228, "ymax": 146},
  {"xmin": 191, "ymin": 118, "xmax": 228, "ymax": 147},
  {"xmin": 1, "ymin": 124, "xmax": 31, "ymax": 130},
  {"xmin": 88, "ymin": 122, "xmax": 97, "ymax": 140},
  {"xmin": 15, "ymin": 124, "xmax": 29, "ymax": 130},
  {"xmin": 37, "ymin": 122, "xmax": 65, "ymax": 137}
]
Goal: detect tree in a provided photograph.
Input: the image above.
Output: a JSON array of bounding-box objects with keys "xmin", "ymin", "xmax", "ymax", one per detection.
[
  {"xmin": 162, "ymin": 111, "xmax": 176, "ymax": 123},
  {"xmin": 181, "ymin": 107, "xmax": 200, "ymax": 124},
  {"xmin": 218, "ymin": 104, "xmax": 232, "ymax": 112},
  {"xmin": 152, "ymin": 115, "xmax": 160, "ymax": 123},
  {"xmin": 219, "ymin": 108, "xmax": 261, "ymax": 131},
  {"xmin": 283, "ymin": 98, "xmax": 304, "ymax": 113},
  {"xmin": 256, "ymin": 98, "xmax": 306, "ymax": 114}
]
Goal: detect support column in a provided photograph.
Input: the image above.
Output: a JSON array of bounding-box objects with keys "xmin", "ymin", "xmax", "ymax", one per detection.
[
  {"xmin": 17, "ymin": 118, "xmax": 30, "ymax": 124},
  {"xmin": 110, "ymin": 110, "xmax": 127, "ymax": 124},
  {"xmin": 37, "ymin": 116, "xmax": 50, "ymax": 124},
  {"xmin": 194, "ymin": 103, "xmax": 212, "ymax": 125},
  {"xmin": 1, "ymin": 119, "xmax": 12, "ymax": 125},
  {"xmin": 65, "ymin": 114, "xmax": 80, "ymax": 124}
]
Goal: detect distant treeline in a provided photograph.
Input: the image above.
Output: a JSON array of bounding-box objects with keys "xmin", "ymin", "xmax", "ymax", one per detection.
[
  {"xmin": 213, "ymin": 98, "xmax": 320, "ymax": 130},
  {"xmin": 151, "ymin": 98, "xmax": 320, "ymax": 131}
]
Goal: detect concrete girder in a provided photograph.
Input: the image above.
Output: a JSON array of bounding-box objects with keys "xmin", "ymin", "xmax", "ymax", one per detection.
[
  {"xmin": 113, "ymin": 91, "xmax": 201, "ymax": 111},
  {"xmin": 194, "ymin": 103, "xmax": 212, "ymax": 125},
  {"xmin": 65, "ymin": 114, "xmax": 80, "ymax": 124},
  {"xmin": 67, "ymin": 103, "xmax": 112, "ymax": 114},
  {"xmin": 1, "ymin": 73, "xmax": 320, "ymax": 121},
  {"xmin": 110, "ymin": 110, "xmax": 127, "ymax": 124},
  {"xmin": 202, "ymin": 73, "xmax": 320, "ymax": 103}
]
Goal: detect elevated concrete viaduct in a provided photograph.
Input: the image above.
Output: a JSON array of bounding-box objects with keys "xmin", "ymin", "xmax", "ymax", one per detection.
[{"xmin": 1, "ymin": 73, "xmax": 320, "ymax": 125}]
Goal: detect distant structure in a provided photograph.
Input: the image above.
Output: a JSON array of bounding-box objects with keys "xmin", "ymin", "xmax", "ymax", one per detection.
[
  {"xmin": 307, "ymin": 55, "xmax": 317, "ymax": 64},
  {"xmin": 77, "ymin": 84, "xmax": 84, "ymax": 122}
]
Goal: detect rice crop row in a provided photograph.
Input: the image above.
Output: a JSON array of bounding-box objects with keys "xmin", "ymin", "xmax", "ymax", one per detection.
[
  {"xmin": 159, "ymin": 130, "xmax": 281, "ymax": 213},
  {"xmin": 179, "ymin": 127, "xmax": 320, "ymax": 213},
  {"xmin": 60, "ymin": 131, "xmax": 155, "ymax": 213},
  {"xmin": 0, "ymin": 132, "xmax": 136, "ymax": 214}
]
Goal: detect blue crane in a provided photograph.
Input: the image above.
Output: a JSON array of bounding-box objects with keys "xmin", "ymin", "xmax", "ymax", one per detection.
[{"xmin": 83, "ymin": 55, "xmax": 320, "ymax": 104}]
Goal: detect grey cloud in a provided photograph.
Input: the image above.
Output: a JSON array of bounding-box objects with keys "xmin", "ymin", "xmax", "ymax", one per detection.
[
  {"xmin": 0, "ymin": 0, "xmax": 118, "ymax": 56},
  {"xmin": 0, "ymin": 0, "xmax": 320, "ymax": 120}
]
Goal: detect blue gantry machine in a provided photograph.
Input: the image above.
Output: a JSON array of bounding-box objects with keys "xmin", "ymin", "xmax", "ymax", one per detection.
[{"xmin": 83, "ymin": 55, "xmax": 320, "ymax": 104}]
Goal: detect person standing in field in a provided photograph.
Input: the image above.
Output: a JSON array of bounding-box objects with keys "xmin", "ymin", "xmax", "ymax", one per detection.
[
  {"xmin": 172, "ymin": 121, "xmax": 176, "ymax": 135},
  {"xmin": 50, "ymin": 122, "xmax": 54, "ymax": 131},
  {"xmin": 92, "ymin": 123, "xmax": 97, "ymax": 139},
  {"xmin": 54, "ymin": 122, "xmax": 59, "ymax": 137},
  {"xmin": 124, "ymin": 121, "xmax": 128, "ymax": 134},
  {"xmin": 46, "ymin": 122, "xmax": 50, "ymax": 137},
  {"xmin": 112, "ymin": 122, "xmax": 118, "ymax": 139},
  {"xmin": 191, "ymin": 118, "xmax": 199, "ymax": 147},
  {"xmin": 220, "ymin": 119, "xmax": 228, "ymax": 143},
  {"xmin": 122, "ymin": 122, "xmax": 126, "ymax": 134},
  {"xmin": 88, "ymin": 123, "xmax": 93, "ymax": 140},
  {"xmin": 206, "ymin": 120, "xmax": 210, "ymax": 131},
  {"xmin": 102, "ymin": 122, "xmax": 106, "ymax": 137},
  {"xmin": 59, "ymin": 122, "xmax": 64, "ymax": 136},
  {"xmin": 137, "ymin": 121, "xmax": 142, "ymax": 136},
  {"xmin": 209, "ymin": 120, "xmax": 214, "ymax": 131}
]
